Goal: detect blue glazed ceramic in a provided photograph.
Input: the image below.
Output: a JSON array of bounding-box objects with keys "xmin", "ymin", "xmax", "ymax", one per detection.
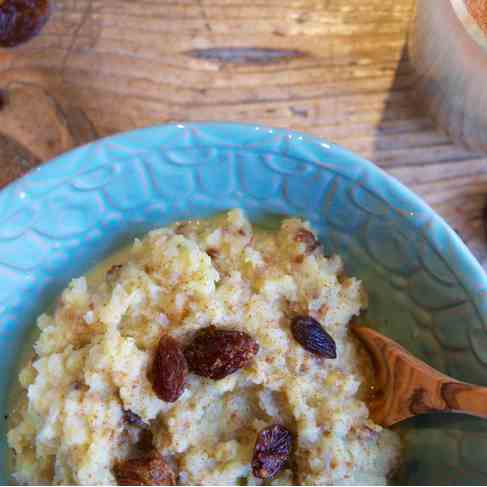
[{"xmin": 1, "ymin": 123, "xmax": 487, "ymax": 484}]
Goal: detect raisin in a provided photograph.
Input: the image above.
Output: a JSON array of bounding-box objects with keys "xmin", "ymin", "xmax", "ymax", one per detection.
[
  {"xmin": 0, "ymin": 0, "xmax": 50, "ymax": 48},
  {"xmin": 184, "ymin": 326, "xmax": 259, "ymax": 380},
  {"xmin": 291, "ymin": 315, "xmax": 336, "ymax": 358},
  {"xmin": 123, "ymin": 410, "xmax": 148, "ymax": 428},
  {"xmin": 252, "ymin": 424, "xmax": 292, "ymax": 480},
  {"xmin": 151, "ymin": 335, "xmax": 188, "ymax": 403},
  {"xmin": 294, "ymin": 229, "xmax": 319, "ymax": 253},
  {"xmin": 114, "ymin": 452, "xmax": 176, "ymax": 486}
]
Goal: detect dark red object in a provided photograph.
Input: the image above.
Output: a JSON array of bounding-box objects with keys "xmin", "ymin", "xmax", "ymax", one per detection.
[
  {"xmin": 151, "ymin": 335, "xmax": 188, "ymax": 402},
  {"xmin": 252, "ymin": 424, "xmax": 292, "ymax": 479},
  {"xmin": 114, "ymin": 452, "xmax": 176, "ymax": 486},
  {"xmin": 185, "ymin": 326, "xmax": 259, "ymax": 380},
  {"xmin": 0, "ymin": 0, "xmax": 50, "ymax": 48}
]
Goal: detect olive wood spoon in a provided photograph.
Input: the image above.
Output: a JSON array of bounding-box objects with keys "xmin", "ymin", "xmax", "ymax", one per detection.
[{"xmin": 352, "ymin": 325, "xmax": 487, "ymax": 427}]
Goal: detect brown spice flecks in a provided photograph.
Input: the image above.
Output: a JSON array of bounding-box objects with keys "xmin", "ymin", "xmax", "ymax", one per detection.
[
  {"xmin": 294, "ymin": 229, "xmax": 319, "ymax": 254},
  {"xmin": 206, "ymin": 248, "xmax": 219, "ymax": 259},
  {"xmin": 466, "ymin": 0, "xmax": 487, "ymax": 35},
  {"xmin": 106, "ymin": 264, "xmax": 123, "ymax": 283}
]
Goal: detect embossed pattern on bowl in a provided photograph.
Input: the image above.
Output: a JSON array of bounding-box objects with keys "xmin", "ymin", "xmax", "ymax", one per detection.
[{"xmin": 1, "ymin": 123, "xmax": 487, "ymax": 484}]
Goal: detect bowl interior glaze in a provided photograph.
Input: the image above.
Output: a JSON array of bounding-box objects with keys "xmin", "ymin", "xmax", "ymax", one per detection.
[{"xmin": 1, "ymin": 123, "xmax": 487, "ymax": 484}]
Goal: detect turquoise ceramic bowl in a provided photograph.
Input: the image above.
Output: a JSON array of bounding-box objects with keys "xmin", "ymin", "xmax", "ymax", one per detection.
[{"xmin": 1, "ymin": 123, "xmax": 487, "ymax": 484}]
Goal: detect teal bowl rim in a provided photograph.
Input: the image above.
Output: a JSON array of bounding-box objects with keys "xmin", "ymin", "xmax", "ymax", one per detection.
[{"xmin": 2, "ymin": 120, "xmax": 486, "ymax": 312}]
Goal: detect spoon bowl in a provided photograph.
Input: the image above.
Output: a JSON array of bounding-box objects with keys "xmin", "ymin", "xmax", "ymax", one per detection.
[{"xmin": 353, "ymin": 325, "xmax": 487, "ymax": 427}]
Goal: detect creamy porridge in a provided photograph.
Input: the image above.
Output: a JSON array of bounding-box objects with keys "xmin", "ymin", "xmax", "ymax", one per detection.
[{"xmin": 7, "ymin": 209, "xmax": 401, "ymax": 485}]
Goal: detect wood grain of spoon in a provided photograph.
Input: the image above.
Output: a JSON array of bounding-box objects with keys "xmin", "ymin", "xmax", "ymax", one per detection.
[{"xmin": 352, "ymin": 325, "xmax": 487, "ymax": 427}]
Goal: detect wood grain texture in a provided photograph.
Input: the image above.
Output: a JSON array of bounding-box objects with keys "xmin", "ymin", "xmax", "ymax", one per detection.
[
  {"xmin": 353, "ymin": 326, "xmax": 487, "ymax": 427},
  {"xmin": 1, "ymin": 0, "xmax": 487, "ymax": 269}
]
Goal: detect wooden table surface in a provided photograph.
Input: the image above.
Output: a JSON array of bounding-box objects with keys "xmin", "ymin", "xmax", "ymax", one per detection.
[{"xmin": 1, "ymin": 0, "xmax": 487, "ymax": 268}]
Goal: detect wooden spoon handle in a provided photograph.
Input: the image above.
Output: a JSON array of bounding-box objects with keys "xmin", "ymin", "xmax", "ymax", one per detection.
[
  {"xmin": 354, "ymin": 326, "xmax": 487, "ymax": 426},
  {"xmin": 430, "ymin": 381, "xmax": 487, "ymax": 418}
]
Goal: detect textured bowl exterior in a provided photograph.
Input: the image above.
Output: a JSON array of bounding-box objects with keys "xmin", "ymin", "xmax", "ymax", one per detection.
[{"xmin": 1, "ymin": 123, "xmax": 487, "ymax": 484}]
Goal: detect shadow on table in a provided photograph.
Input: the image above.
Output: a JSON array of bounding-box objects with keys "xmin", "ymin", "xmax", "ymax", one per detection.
[{"xmin": 371, "ymin": 42, "xmax": 429, "ymax": 165}]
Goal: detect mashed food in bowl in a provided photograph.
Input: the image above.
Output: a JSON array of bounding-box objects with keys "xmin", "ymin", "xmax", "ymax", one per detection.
[{"xmin": 7, "ymin": 209, "xmax": 401, "ymax": 485}]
